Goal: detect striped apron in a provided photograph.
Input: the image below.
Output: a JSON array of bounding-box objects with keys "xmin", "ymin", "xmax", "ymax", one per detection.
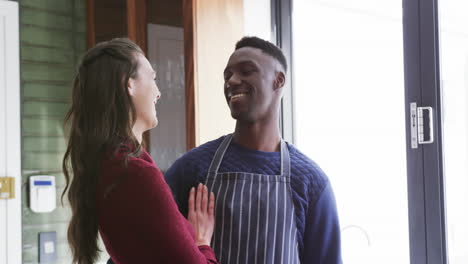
[{"xmin": 206, "ymin": 134, "xmax": 300, "ymax": 264}]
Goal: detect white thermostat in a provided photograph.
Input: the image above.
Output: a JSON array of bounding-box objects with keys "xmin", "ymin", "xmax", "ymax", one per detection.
[{"xmin": 29, "ymin": 175, "xmax": 56, "ymax": 213}]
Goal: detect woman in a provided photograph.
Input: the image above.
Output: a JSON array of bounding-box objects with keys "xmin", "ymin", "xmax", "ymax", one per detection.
[{"xmin": 62, "ymin": 38, "xmax": 218, "ymax": 264}]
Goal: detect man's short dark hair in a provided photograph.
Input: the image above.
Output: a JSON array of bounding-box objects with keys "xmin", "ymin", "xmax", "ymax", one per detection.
[{"xmin": 235, "ymin": 36, "xmax": 288, "ymax": 73}]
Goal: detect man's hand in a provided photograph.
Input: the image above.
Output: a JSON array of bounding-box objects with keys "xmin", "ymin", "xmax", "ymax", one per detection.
[{"xmin": 188, "ymin": 183, "xmax": 215, "ymax": 246}]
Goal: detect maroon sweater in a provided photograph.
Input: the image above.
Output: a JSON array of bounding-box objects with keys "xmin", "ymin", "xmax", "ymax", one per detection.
[{"xmin": 96, "ymin": 146, "xmax": 218, "ymax": 264}]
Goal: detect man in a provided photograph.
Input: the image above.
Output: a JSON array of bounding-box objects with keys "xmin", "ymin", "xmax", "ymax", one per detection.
[{"xmin": 166, "ymin": 36, "xmax": 342, "ymax": 263}]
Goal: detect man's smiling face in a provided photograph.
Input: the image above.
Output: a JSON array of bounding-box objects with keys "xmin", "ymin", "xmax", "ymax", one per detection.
[{"xmin": 223, "ymin": 47, "xmax": 282, "ymax": 123}]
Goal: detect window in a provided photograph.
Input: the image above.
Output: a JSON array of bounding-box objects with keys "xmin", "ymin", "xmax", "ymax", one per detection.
[
  {"xmin": 439, "ymin": 1, "xmax": 468, "ymax": 263},
  {"xmin": 291, "ymin": 1, "xmax": 409, "ymax": 263}
]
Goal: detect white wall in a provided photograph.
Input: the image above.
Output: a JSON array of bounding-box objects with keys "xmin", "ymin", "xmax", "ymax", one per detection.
[
  {"xmin": 193, "ymin": 0, "xmax": 243, "ymax": 145},
  {"xmin": 194, "ymin": 0, "xmax": 272, "ymax": 146},
  {"xmin": 243, "ymin": 0, "xmax": 271, "ymax": 41}
]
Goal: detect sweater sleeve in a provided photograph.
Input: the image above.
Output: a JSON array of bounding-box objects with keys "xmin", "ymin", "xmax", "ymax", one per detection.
[
  {"xmin": 302, "ymin": 182, "xmax": 342, "ymax": 264},
  {"xmin": 165, "ymin": 158, "xmax": 199, "ymax": 217},
  {"xmin": 100, "ymin": 162, "xmax": 218, "ymax": 264}
]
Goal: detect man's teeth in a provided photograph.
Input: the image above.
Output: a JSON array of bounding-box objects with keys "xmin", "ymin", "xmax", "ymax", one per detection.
[{"xmin": 231, "ymin": 93, "xmax": 246, "ymax": 100}]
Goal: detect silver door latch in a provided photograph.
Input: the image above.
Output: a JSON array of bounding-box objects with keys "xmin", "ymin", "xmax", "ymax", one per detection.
[{"xmin": 410, "ymin": 102, "xmax": 434, "ymax": 149}]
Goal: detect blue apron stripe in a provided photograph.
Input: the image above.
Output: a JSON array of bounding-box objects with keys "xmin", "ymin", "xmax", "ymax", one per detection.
[
  {"xmin": 208, "ymin": 172, "xmax": 217, "ymax": 193},
  {"xmin": 271, "ymin": 180, "xmax": 279, "ymax": 262},
  {"xmin": 245, "ymin": 174, "xmax": 254, "ymax": 264},
  {"xmin": 263, "ymin": 179, "xmax": 270, "ymax": 264},
  {"xmin": 207, "ymin": 172, "xmax": 218, "ymax": 251},
  {"xmin": 291, "ymin": 229, "xmax": 295, "ymax": 263},
  {"xmin": 219, "ymin": 175, "xmax": 231, "ymax": 263},
  {"xmin": 277, "ymin": 180, "xmax": 285, "ymax": 263},
  {"xmin": 288, "ymin": 206, "xmax": 295, "ymax": 263},
  {"xmin": 235, "ymin": 177, "xmax": 246, "ymax": 264},
  {"xmin": 212, "ymin": 174, "xmax": 223, "ymax": 251},
  {"xmin": 254, "ymin": 178, "xmax": 262, "ymax": 264},
  {"xmin": 227, "ymin": 173, "xmax": 238, "ymax": 264},
  {"xmin": 282, "ymin": 179, "xmax": 288, "ymax": 262},
  {"xmin": 294, "ymin": 228, "xmax": 299, "ymax": 263},
  {"xmin": 295, "ymin": 228, "xmax": 298, "ymax": 263}
]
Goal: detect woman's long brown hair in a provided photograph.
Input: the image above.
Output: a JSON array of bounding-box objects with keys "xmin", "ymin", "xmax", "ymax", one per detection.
[{"xmin": 62, "ymin": 38, "xmax": 143, "ymax": 264}]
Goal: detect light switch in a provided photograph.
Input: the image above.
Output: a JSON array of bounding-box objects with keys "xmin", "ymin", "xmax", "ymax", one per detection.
[
  {"xmin": 44, "ymin": 241, "xmax": 55, "ymax": 254},
  {"xmin": 39, "ymin": 231, "xmax": 57, "ymax": 263}
]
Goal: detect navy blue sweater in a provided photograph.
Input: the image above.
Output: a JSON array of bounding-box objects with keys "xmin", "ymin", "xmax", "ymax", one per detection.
[{"xmin": 165, "ymin": 135, "xmax": 342, "ymax": 263}]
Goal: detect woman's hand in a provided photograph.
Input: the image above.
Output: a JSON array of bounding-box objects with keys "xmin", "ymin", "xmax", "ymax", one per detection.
[{"xmin": 188, "ymin": 183, "xmax": 215, "ymax": 246}]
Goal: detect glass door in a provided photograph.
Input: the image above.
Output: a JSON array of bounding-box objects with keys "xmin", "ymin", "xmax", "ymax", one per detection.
[
  {"xmin": 279, "ymin": 0, "xmax": 467, "ymax": 263},
  {"xmin": 438, "ymin": 1, "xmax": 468, "ymax": 263},
  {"xmin": 291, "ymin": 1, "xmax": 409, "ymax": 263}
]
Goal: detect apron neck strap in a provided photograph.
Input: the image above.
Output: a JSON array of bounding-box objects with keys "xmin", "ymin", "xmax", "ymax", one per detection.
[
  {"xmin": 208, "ymin": 134, "xmax": 234, "ymax": 174},
  {"xmin": 207, "ymin": 134, "xmax": 291, "ymax": 177},
  {"xmin": 280, "ymin": 140, "xmax": 291, "ymax": 177}
]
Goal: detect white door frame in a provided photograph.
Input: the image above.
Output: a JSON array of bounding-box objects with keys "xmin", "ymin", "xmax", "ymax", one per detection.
[{"xmin": 0, "ymin": 1, "xmax": 22, "ymax": 264}]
